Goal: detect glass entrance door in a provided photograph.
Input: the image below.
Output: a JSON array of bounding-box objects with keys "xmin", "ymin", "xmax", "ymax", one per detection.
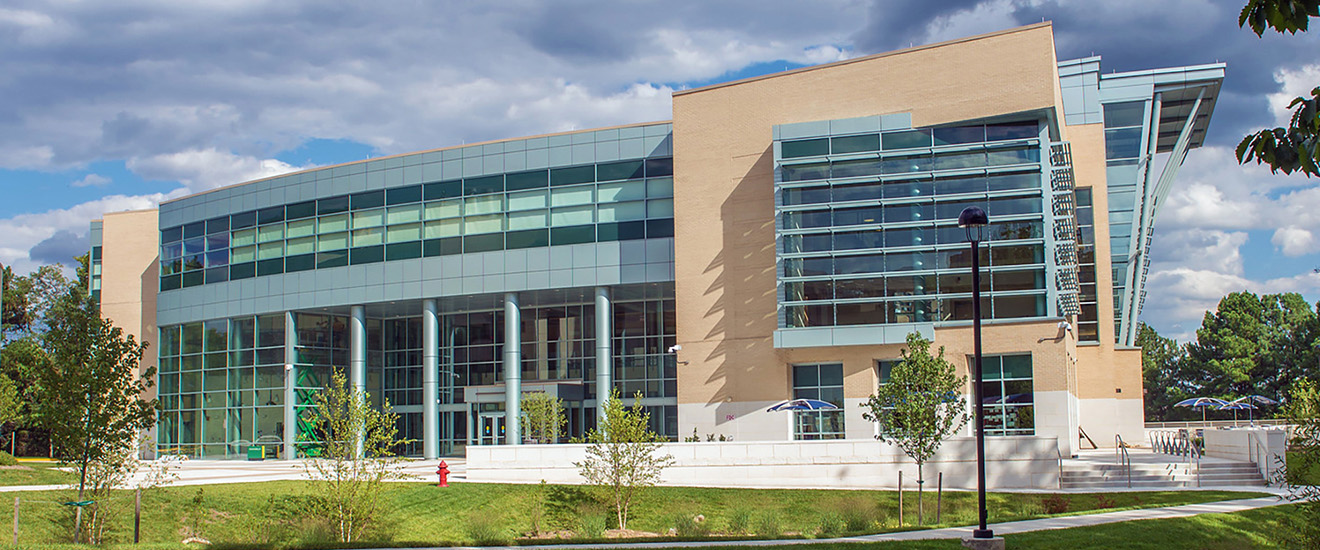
[{"xmin": 478, "ymin": 414, "xmax": 505, "ymax": 445}]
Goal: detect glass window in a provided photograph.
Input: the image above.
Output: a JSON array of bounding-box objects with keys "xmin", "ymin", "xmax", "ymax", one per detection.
[
  {"xmin": 1103, "ymin": 101, "xmax": 1146, "ymax": 128},
  {"xmin": 387, "ymin": 204, "xmax": 423, "ymax": 224},
  {"xmin": 256, "ymin": 224, "xmax": 284, "ymax": 243},
  {"xmin": 882, "ymin": 129, "xmax": 932, "ymax": 150},
  {"xmin": 986, "ymin": 147, "xmax": 1040, "ymax": 166},
  {"xmin": 318, "ymin": 232, "xmax": 349, "ymax": 252},
  {"xmin": 229, "ymin": 246, "xmax": 256, "ymax": 263},
  {"xmin": 550, "ymin": 165, "xmax": 595, "ymax": 186},
  {"xmin": 507, "ymin": 210, "xmax": 547, "ymax": 230},
  {"xmin": 424, "ymin": 219, "xmax": 461, "ymax": 239},
  {"xmin": 551, "ymin": 185, "xmax": 594, "ymax": 207},
  {"xmin": 465, "ymin": 195, "xmax": 503, "ymax": 215},
  {"xmin": 507, "ymin": 190, "xmax": 547, "ymax": 211},
  {"xmin": 352, "ymin": 209, "xmax": 385, "ymax": 229},
  {"xmin": 831, "ymin": 158, "xmax": 884, "ymax": 179},
  {"xmin": 792, "ymin": 363, "xmax": 844, "ymax": 439},
  {"xmin": 257, "ymin": 242, "xmax": 283, "ymax": 260},
  {"xmin": 463, "ymin": 214, "xmax": 503, "ymax": 235},
  {"xmin": 646, "ymin": 199, "xmax": 674, "ymax": 218},
  {"xmin": 596, "ymin": 160, "xmax": 645, "ymax": 181},
  {"xmin": 551, "ymin": 206, "xmax": 594, "ymax": 227},
  {"xmin": 205, "ymin": 233, "xmax": 228, "ymax": 251},
  {"xmin": 646, "ymin": 177, "xmax": 674, "ymax": 198},
  {"xmin": 781, "ymin": 163, "xmax": 830, "ymax": 182},
  {"xmin": 985, "ymin": 122, "xmax": 1039, "ymax": 141},
  {"xmin": 318, "ymin": 213, "xmax": 349, "ymax": 233},
  {"xmin": 597, "ymin": 181, "xmax": 645, "ymax": 203},
  {"xmin": 933, "ymin": 126, "xmax": 985, "ymax": 145},
  {"xmin": 286, "ymin": 237, "xmax": 316, "ymax": 256},
  {"xmin": 782, "ymin": 138, "xmax": 829, "ymax": 158},
  {"xmin": 785, "ymin": 185, "xmax": 835, "ymax": 205},
  {"xmin": 425, "ymin": 199, "xmax": 462, "ymax": 220},
  {"xmin": 1105, "ymin": 128, "xmax": 1144, "ymax": 159},
  {"xmin": 831, "ymin": 134, "xmax": 880, "ymax": 154},
  {"xmin": 184, "ymin": 238, "xmax": 205, "ymax": 255},
  {"xmin": 599, "ymin": 201, "xmax": 645, "ymax": 222},
  {"xmin": 286, "ymin": 219, "xmax": 315, "ymax": 239},
  {"xmin": 386, "ymin": 223, "xmax": 422, "ymax": 243},
  {"xmin": 352, "ymin": 227, "xmax": 385, "ymax": 247}
]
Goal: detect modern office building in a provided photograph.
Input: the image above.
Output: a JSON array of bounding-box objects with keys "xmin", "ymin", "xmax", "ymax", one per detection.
[{"xmin": 91, "ymin": 23, "xmax": 1223, "ymax": 460}]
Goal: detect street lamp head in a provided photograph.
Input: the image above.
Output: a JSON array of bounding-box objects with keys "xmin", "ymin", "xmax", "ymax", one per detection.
[{"xmin": 959, "ymin": 206, "xmax": 989, "ymax": 243}]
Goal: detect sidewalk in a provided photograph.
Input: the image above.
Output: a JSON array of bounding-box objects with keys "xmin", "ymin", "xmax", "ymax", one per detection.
[{"xmin": 382, "ymin": 495, "xmax": 1291, "ymax": 550}]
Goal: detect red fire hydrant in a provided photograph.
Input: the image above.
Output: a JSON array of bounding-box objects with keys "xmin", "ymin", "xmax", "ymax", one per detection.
[{"xmin": 436, "ymin": 461, "xmax": 450, "ymax": 488}]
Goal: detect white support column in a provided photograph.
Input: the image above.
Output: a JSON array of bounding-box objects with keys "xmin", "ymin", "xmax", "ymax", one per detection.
[
  {"xmin": 283, "ymin": 311, "xmax": 297, "ymax": 460},
  {"xmin": 503, "ymin": 293, "xmax": 521, "ymax": 445},
  {"xmin": 350, "ymin": 305, "xmax": 366, "ymax": 458},
  {"xmin": 595, "ymin": 287, "xmax": 613, "ymax": 418},
  {"xmin": 422, "ymin": 299, "xmax": 439, "ymax": 459}
]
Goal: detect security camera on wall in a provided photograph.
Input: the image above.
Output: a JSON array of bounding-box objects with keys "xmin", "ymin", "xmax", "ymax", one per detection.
[{"xmin": 667, "ymin": 344, "xmax": 682, "ymax": 353}]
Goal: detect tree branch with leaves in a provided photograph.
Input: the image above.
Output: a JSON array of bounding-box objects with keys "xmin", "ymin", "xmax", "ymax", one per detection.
[
  {"xmin": 575, "ymin": 390, "xmax": 674, "ymax": 531},
  {"xmin": 1236, "ymin": 0, "xmax": 1320, "ymax": 176}
]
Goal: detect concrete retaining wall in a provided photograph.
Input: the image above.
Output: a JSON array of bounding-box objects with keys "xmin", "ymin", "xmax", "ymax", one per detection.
[
  {"xmin": 466, "ymin": 436, "xmax": 1061, "ymax": 489},
  {"xmin": 1203, "ymin": 428, "xmax": 1287, "ymax": 481}
]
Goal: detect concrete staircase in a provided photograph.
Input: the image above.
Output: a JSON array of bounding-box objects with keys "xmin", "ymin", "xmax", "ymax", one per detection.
[{"xmin": 1061, "ymin": 459, "xmax": 1265, "ymax": 489}]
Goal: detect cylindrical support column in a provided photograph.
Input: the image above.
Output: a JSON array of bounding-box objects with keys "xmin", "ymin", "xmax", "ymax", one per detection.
[
  {"xmin": 283, "ymin": 311, "xmax": 298, "ymax": 460},
  {"xmin": 594, "ymin": 287, "xmax": 613, "ymax": 417},
  {"xmin": 350, "ymin": 305, "xmax": 367, "ymax": 458},
  {"xmin": 503, "ymin": 293, "xmax": 521, "ymax": 445},
  {"xmin": 422, "ymin": 299, "xmax": 440, "ymax": 459}
]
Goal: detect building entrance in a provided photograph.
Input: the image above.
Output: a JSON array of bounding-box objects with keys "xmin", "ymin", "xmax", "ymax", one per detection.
[{"xmin": 478, "ymin": 414, "xmax": 505, "ymax": 445}]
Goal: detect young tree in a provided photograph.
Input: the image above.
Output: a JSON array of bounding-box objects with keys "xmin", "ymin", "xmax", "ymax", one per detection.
[
  {"xmin": 574, "ymin": 390, "xmax": 674, "ymax": 531},
  {"xmin": 521, "ymin": 391, "xmax": 567, "ymax": 444},
  {"xmin": 302, "ymin": 368, "xmax": 410, "ymax": 543},
  {"xmin": 35, "ymin": 293, "xmax": 156, "ymax": 543},
  {"xmin": 861, "ymin": 333, "xmax": 968, "ymax": 525},
  {"xmin": 1279, "ymin": 379, "xmax": 1320, "ymax": 548}
]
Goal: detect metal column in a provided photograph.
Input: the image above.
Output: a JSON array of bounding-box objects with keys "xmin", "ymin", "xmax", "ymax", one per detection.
[
  {"xmin": 350, "ymin": 305, "xmax": 366, "ymax": 457},
  {"xmin": 594, "ymin": 287, "xmax": 613, "ymax": 417},
  {"xmin": 502, "ymin": 293, "xmax": 521, "ymax": 445},
  {"xmin": 422, "ymin": 299, "xmax": 439, "ymax": 459},
  {"xmin": 283, "ymin": 311, "xmax": 297, "ymax": 460}
]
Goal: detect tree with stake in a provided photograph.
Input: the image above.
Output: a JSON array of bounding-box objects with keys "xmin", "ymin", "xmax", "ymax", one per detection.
[
  {"xmin": 575, "ymin": 390, "xmax": 674, "ymax": 531},
  {"xmin": 34, "ymin": 289, "xmax": 155, "ymax": 543},
  {"xmin": 862, "ymin": 333, "xmax": 968, "ymax": 525},
  {"xmin": 302, "ymin": 368, "xmax": 410, "ymax": 543}
]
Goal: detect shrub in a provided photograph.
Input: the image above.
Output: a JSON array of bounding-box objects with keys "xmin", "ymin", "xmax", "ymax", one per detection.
[
  {"xmin": 726, "ymin": 507, "xmax": 753, "ymax": 535},
  {"xmin": 0, "ymin": 451, "xmax": 17, "ymax": 466},
  {"xmin": 1041, "ymin": 494, "xmax": 1071, "ymax": 514},
  {"xmin": 753, "ymin": 511, "xmax": 783, "ymax": 537},
  {"xmin": 837, "ymin": 496, "xmax": 881, "ymax": 532},
  {"xmin": 816, "ymin": 512, "xmax": 845, "ymax": 537},
  {"xmin": 673, "ymin": 513, "xmax": 710, "ymax": 537},
  {"xmin": 576, "ymin": 511, "xmax": 609, "ymax": 539},
  {"xmin": 1095, "ymin": 494, "xmax": 1116, "ymax": 509},
  {"xmin": 466, "ymin": 511, "xmax": 513, "ymax": 545}
]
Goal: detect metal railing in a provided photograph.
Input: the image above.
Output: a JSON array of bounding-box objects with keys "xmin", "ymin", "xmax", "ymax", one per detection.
[
  {"xmin": 1248, "ymin": 432, "xmax": 1272, "ymax": 487},
  {"xmin": 1116, "ymin": 434, "xmax": 1132, "ymax": 488},
  {"xmin": 1056, "ymin": 446, "xmax": 1064, "ymax": 490},
  {"xmin": 1146, "ymin": 419, "xmax": 1288, "ymax": 430},
  {"xmin": 1148, "ymin": 429, "xmax": 1201, "ymax": 487}
]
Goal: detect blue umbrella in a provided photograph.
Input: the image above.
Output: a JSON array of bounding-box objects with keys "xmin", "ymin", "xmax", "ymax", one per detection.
[
  {"xmin": 766, "ymin": 399, "xmax": 839, "ymax": 412},
  {"xmin": 1217, "ymin": 401, "xmax": 1256, "ymax": 423},
  {"xmin": 1175, "ymin": 397, "xmax": 1227, "ymax": 423},
  {"xmin": 1235, "ymin": 395, "xmax": 1279, "ymax": 406}
]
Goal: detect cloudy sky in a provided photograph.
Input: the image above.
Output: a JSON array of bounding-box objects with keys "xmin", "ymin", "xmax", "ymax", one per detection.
[{"xmin": 0, "ymin": 0, "xmax": 1317, "ymax": 340}]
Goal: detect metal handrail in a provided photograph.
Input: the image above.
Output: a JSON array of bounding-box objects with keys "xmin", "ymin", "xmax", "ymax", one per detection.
[
  {"xmin": 1116, "ymin": 434, "xmax": 1131, "ymax": 488},
  {"xmin": 1248, "ymin": 432, "xmax": 1271, "ymax": 486},
  {"xmin": 1056, "ymin": 446, "xmax": 1064, "ymax": 490}
]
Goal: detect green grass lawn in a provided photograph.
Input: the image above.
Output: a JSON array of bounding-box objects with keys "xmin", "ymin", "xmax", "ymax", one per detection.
[
  {"xmin": 0, "ymin": 461, "xmax": 73, "ymax": 486},
  {"xmin": 0, "ymin": 480, "xmax": 1267, "ymax": 548}
]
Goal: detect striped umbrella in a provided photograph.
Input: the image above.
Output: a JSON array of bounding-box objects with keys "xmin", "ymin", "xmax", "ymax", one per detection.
[{"xmin": 1174, "ymin": 397, "xmax": 1227, "ymax": 424}]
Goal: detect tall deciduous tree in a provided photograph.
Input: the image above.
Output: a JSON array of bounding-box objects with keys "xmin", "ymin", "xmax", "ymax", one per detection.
[
  {"xmin": 575, "ymin": 390, "xmax": 674, "ymax": 531},
  {"xmin": 1236, "ymin": 0, "xmax": 1320, "ymax": 176},
  {"xmin": 1186, "ymin": 292, "xmax": 1318, "ymax": 402},
  {"xmin": 303, "ymin": 368, "xmax": 409, "ymax": 543},
  {"xmin": 861, "ymin": 333, "xmax": 968, "ymax": 525},
  {"xmin": 1138, "ymin": 323, "xmax": 1194, "ymax": 421},
  {"xmin": 35, "ymin": 289, "xmax": 156, "ymax": 543}
]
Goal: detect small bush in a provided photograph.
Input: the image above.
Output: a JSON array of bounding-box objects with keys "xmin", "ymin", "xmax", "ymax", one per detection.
[
  {"xmin": 576, "ymin": 511, "xmax": 609, "ymax": 539},
  {"xmin": 753, "ymin": 511, "xmax": 783, "ymax": 537},
  {"xmin": 1041, "ymin": 494, "xmax": 1071, "ymax": 514},
  {"xmin": 726, "ymin": 507, "xmax": 753, "ymax": 535},
  {"xmin": 0, "ymin": 451, "xmax": 17, "ymax": 466},
  {"xmin": 466, "ymin": 511, "xmax": 512, "ymax": 545},
  {"xmin": 837, "ymin": 496, "xmax": 882, "ymax": 532},
  {"xmin": 673, "ymin": 513, "xmax": 710, "ymax": 537},
  {"xmin": 816, "ymin": 511, "xmax": 845, "ymax": 537},
  {"xmin": 1095, "ymin": 494, "xmax": 1116, "ymax": 509}
]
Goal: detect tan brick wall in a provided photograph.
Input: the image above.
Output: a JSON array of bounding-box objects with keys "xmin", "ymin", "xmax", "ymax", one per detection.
[
  {"xmin": 671, "ymin": 23, "xmax": 1066, "ymax": 409},
  {"xmin": 99, "ymin": 209, "xmax": 160, "ymax": 401}
]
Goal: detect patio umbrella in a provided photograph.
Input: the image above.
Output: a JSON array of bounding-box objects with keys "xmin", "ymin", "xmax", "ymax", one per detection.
[
  {"xmin": 766, "ymin": 399, "xmax": 839, "ymax": 412},
  {"xmin": 1174, "ymin": 397, "xmax": 1227, "ymax": 424},
  {"xmin": 1229, "ymin": 395, "xmax": 1276, "ymax": 423},
  {"xmin": 1217, "ymin": 400, "xmax": 1256, "ymax": 423}
]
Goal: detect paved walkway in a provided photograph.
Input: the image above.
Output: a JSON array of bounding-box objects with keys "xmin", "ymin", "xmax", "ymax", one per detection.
[{"xmin": 372, "ymin": 495, "xmax": 1292, "ymax": 550}]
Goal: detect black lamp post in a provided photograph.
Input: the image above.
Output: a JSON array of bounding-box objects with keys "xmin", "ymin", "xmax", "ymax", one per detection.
[{"xmin": 959, "ymin": 206, "xmax": 993, "ymax": 540}]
